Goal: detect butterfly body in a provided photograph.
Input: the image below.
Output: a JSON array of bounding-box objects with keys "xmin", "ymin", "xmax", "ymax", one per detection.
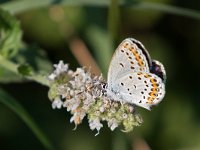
[{"xmin": 106, "ymin": 38, "xmax": 166, "ymax": 110}]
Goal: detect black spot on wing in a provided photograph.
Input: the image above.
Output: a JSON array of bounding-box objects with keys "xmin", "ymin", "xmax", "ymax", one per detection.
[
  {"xmin": 119, "ymin": 63, "xmax": 124, "ymax": 67},
  {"xmin": 131, "ymin": 66, "xmax": 135, "ymax": 69}
]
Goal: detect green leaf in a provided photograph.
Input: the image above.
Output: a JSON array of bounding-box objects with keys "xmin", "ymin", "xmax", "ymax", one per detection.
[
  {"xmin": 17, "ymin": 64, "xmax": 33, "ymax": 76},
  {"xmin": 0, "ymin": 88, "xmax": 55, "ymax": 150},
  {"xmin": 15, "ymin": 43, "xmax": 53, "ymax": 73},
  {"xmin": 0, "ymin": 8, "xmax": 22, "ymax": 58}
]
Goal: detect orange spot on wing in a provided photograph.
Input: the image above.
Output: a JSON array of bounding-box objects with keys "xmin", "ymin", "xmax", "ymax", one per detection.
[
  {"xmin": 152, "ymin": 84, "xmax": 158, "ymax": 88},
  {"xmin": 132, "ymin": 51, "xmax": 138, "ymax": 56},
  {"xmin": 138, "ymin": 60, "xmax": 145, "ymax": 67},
  {"xmin": 149, "ymin": 92, "xmax": 156, "ymax": 98},
  {"xmin": 123, "ymin": 42, "xmax": 129, "ymax": 48},
  {"xmin": 147, "ymin": 98, "xmax": 153, "ymax": 104},
  {"xmin": 151, "ymin": 88, "xmax": 158, "ymax": 93},
  {"xmin": 144, "ymin": 74, "xmax": 150, "ymax": 78}
]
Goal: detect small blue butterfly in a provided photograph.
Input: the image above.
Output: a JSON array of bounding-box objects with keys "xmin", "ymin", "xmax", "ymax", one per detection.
[{"xmin": 106, "ymin": 38, "xmax": 166, "ymax": 110}]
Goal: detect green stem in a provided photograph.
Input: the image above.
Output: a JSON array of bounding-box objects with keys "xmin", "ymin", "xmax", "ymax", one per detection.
[
  {"xmin": 108, "ymin": 0, "xmax": 120, "ymax": 45},
  {"xmin": 0, "ymin": 55, "xmax": 49, "ymax": 86},
  {"xmin": 1, "ymin": 0, "xmax": 200, "ymax": 20}
]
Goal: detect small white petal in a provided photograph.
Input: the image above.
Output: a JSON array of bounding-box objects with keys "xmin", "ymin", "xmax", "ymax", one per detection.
[
  {"xmin": 48, "ymin": 73, "xmax": 57, "ymax": 80},
  {"xmin": 63, "ymin": 98, "xmax": 81, "ymax": 112},
  {"xmin": 53, "ymin": 61, "xmax": 69, "ymax": 75},
  {"xmin": 99, "ymin": 106, "xmax": 105, "ymax": 112},
  {"xmin": 89, "ymin": 119, "xmax": 103, "ymax": 132},
  {"xmin": 108, "ymin": 118, "xmax": 118, "ymax": 131},
  {"xmin": 52, "ymin": 97, "xmax": 63, "ymax": 109},
  {"xmin": 70, "ymin": 115, "xmax": 75, "ymax": 123},
  {"xmin": 123, "ymin": 113, "xmax": 128, "ymax": 119}
]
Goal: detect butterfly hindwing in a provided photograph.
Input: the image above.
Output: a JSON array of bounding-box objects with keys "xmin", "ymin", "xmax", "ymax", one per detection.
[{"xmin": 114, "ymin": 72, "xmax": 165, "ymax": 110}]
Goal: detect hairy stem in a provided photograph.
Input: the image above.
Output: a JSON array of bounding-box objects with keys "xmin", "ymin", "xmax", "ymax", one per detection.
[{"xmin": 0, "ymin": 55, "xmax": 49, "ymax": 86}]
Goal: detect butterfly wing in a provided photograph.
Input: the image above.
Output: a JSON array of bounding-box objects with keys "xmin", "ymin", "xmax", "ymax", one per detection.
[
  {"xmin": 150, "ymin": 59, "xmax": 166, "ymax": 83},
  {"xmin": 106, "ymin": 38, "xmax": 166, "ymax": 110},
  {"xmin": 114, "ymin": 72, "xmax": 165, "ymax": 110},
  {"xmin": 107, "ymin": 38, "xmax": 151, "ymax": 89}
]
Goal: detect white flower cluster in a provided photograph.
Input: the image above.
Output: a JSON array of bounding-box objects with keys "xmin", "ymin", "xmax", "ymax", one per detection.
[{"xmin": 48, "ymin": 61, "xmax": 143, "ymax": 135}]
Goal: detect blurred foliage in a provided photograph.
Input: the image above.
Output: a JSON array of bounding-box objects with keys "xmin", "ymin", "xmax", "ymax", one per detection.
[
  {"xmin": 0, "ymin": 8, "xmax": 22, "ymax": 58},
  {"xmin": 0, "ymin": 0, "xmax": 200, "ymax": 150},
  {"xmin": 0, "ymin": 88, "xmax": 54, "ymax": 150}
]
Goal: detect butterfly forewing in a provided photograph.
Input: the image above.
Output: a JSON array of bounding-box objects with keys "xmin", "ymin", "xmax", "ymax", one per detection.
[{"xmin": 107, "ymin": 38, "xmax": 151, "ymax": 88}]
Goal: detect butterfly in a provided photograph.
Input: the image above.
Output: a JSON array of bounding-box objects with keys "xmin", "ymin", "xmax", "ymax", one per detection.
[{"xmin": 106, "ymin": 38, "xmax": 166, "ymax": 110}]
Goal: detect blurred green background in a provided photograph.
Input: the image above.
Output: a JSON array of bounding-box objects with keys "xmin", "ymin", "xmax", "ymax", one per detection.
[{"xmin": 1, "ymin": 0, "xmax": 200, "ymax": 150}]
